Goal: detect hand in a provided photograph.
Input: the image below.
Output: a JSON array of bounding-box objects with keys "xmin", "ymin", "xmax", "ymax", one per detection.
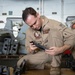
[
  {"xmin": 29, "ymin": 42, "xmax": 38, "ymax": 52},
  {"xmin": 45, "ymin": 47, "xmax": 61, "ymax": 55}
]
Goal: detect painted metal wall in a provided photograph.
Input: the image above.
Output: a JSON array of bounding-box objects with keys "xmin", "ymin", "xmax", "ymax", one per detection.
[{"xmin": 0, "ymin": 0, "xmax": 75, "ymax": 23}]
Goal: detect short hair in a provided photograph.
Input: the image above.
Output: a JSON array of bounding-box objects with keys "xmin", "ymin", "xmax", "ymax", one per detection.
[{"xmin": 22, "ymin": 7, "xmax": 37, "ymax": 22}]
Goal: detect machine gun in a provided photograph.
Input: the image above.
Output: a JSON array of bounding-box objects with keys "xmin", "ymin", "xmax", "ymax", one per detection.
[
  {"xmin": 30, "ymin": 41, "xmax": 47, "ymax": 50},
  {"xmin": 61, "ymin": 50, "xmax": 75, "ymax": 71}
]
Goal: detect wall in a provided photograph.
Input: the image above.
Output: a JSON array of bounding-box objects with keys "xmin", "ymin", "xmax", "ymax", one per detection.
[
  {"xmin": 64, "ymin": 0, "xmax": 75, "ymax": 22},
  {"xmin": 43, "ymin": 0, "xmax": 62, "ymax": 22},
  {"xmin": 0, "ymin": 0, "xmax": 39, "ymax": 24},
  {"xmin": 0, "ymin": 0, "xmax": 75, "ymax": 23}
]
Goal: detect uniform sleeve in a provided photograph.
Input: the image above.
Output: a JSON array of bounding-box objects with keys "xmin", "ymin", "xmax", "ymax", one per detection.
[
  {"xmin": 60, "ymin": 24, "xmax": 75, "ymax": 49},
  {"xmin": 25, "ymin": 29, "xmax": 33, "ymax": 53}
]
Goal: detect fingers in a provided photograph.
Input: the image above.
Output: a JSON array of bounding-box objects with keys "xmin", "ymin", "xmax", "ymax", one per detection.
[{"xmin": 29, "ymin": 42, "xmax": 37, "ymax": 51}]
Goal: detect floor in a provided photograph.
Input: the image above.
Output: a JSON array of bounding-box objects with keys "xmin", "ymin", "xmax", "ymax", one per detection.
[
  {"xmin": 22, "ymin": 68, "xmax": 75, "ymax": 75},
  {"xmin": 9, "ymin": 68, "xmax": 75, "ymax": 75},
  {"xmin": 1, "ymin": 55, "xmax": 75, "ymax": 75}
]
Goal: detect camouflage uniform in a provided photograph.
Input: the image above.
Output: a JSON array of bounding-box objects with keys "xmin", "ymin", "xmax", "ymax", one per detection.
[{"xmin": 17, "ymin": 16, "xmax": 75, "ymax": 69}]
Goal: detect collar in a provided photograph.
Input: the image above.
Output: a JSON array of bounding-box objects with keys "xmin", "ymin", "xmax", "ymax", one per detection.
[{"xmin": 41, "ymin": 16, "xmax": 49, "ymax": 28}]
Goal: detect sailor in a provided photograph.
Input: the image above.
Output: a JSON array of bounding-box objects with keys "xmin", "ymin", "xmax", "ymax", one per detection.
[{"xmin": 17, "ymin": 7, "xmax": 75, "ymax": 75}]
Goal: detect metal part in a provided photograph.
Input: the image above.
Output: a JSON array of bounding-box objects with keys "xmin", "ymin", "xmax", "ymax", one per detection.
[{"xmin": 66, "ymin": 16, "xmax": 75, "ymax": 27}]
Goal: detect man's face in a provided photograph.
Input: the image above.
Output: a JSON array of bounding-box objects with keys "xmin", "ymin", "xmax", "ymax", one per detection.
[{"xmin": 25, "ymin": 14, "xmax": 42, "ymax": 30}]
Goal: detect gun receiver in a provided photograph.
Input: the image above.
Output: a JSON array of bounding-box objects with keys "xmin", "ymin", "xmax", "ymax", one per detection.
[{"xmin": 30, "ymin": 41, "xmax": 47, "ymax": 50}]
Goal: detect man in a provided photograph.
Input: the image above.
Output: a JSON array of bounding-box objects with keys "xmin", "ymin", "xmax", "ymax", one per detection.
[
  {"xmin": 70, "ymin": 20, "xmax": 75, "ymax": 59},
  {"xmin": 17, "ymin": 7, "xmax": 75, "ymax": 75},
  {"xmin": 71, "ymin": 20, "xmax": 75, "ymax": 29}
]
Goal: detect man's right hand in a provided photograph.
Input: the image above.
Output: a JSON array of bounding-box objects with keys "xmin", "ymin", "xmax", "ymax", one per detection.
[{"xmin": 29, "ymin": 42, "xmax": 38, "ymax": 52}]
